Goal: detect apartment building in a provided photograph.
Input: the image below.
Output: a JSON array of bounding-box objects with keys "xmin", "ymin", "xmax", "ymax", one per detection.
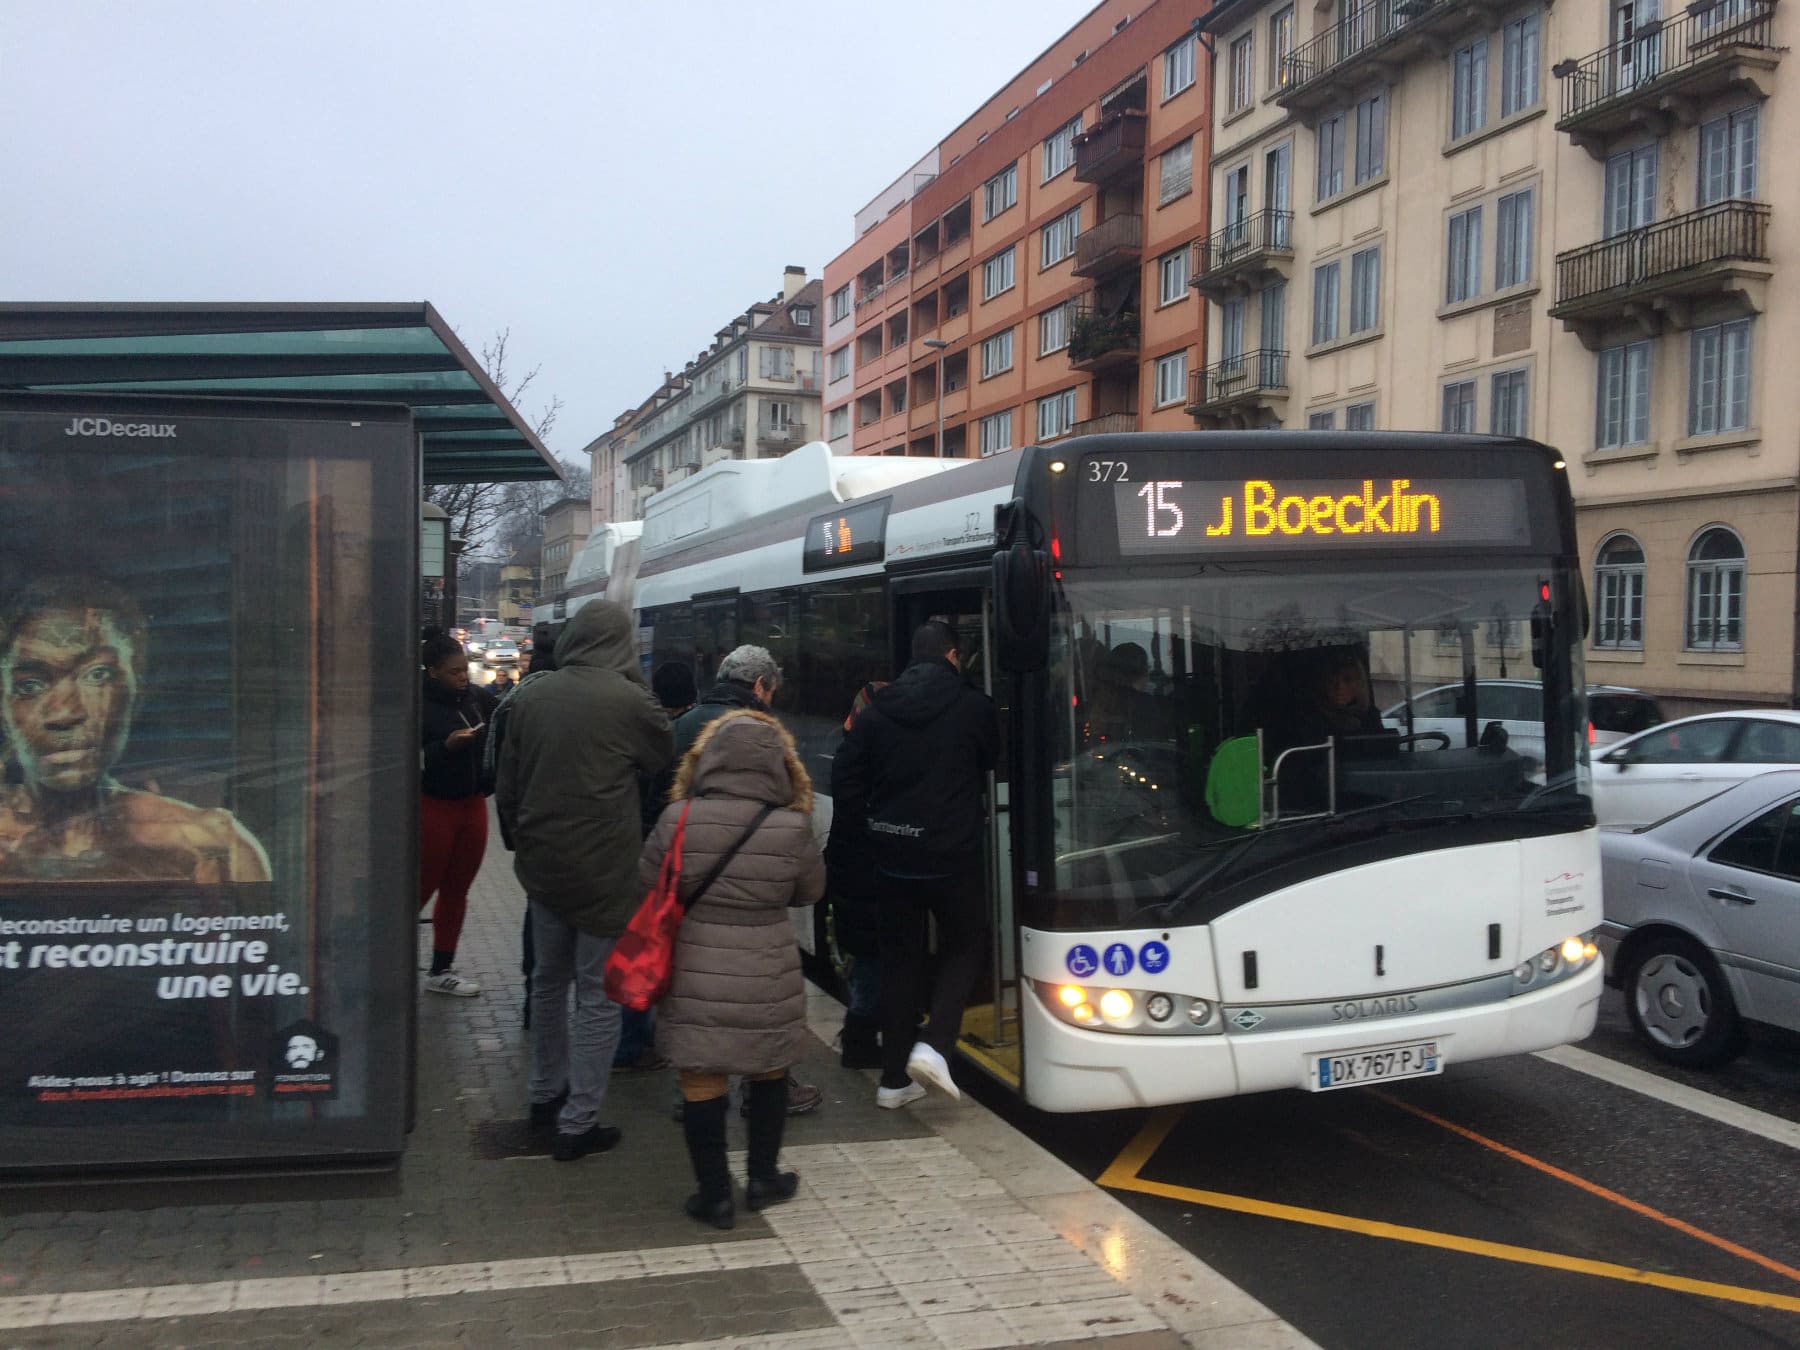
[
  {"xmin": 582, "ymin": 413, "xmax": 635, "ymax": 528},
  {"xmin": 822, "ymin": 0, "xmax": 1213, "ymax": 460},
  {"xmin": 539, "ymin": 496, "xmax": 592, "ymax": 598},
  {"xmin": 1193, "ymin": 0, "xmax": 1792, "ymax": 711},
  {"xmin": 599, "ymin": 268, "xmax": 824, "ymax": 521}
]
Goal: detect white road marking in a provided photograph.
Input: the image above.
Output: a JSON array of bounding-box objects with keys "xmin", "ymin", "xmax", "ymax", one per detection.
[{"xmin": 1534, "ymin": 1044, "xmax": 1800, "ymax": 1152}]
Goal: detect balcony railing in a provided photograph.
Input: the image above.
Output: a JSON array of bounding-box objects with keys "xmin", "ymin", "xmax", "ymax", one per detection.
[
  {"xmin": 1067, "ymin": 412, "xmax": 1139, "ymax": 438},
  {"xmin": 1557, "ymin": 0, "xmax": 1779, "ymax": 129},
  {"xmin": 1068, "ymin": 304, "xmax": 1141, "ymax": 369},
  {"xmin": 1073, "ymin": 109, "xmax": 1148, "ymax": 184},
  {"xmin": 1072, "ymin": 213, "xmax": 1143, "ymax": 279},
  {"xmin": 1193, "ymin": 210, "xmax": 1294, "ymax": 296},
  {"xmin": 1551, "ymin": 199, "xmax": 1770, "ymax": 314},
  {"xmin": 1187, "ymin": 350, "xmax": 1289, "ymax": 414},
  {"xmin": 757, "ymin": 422, "xmax": 807, "ymax": 447}
]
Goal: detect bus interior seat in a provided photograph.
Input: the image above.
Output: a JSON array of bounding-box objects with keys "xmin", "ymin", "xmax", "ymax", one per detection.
[{"xmin": 1204, "ymin": 735, "xmax": 1262, "ymax": 828}]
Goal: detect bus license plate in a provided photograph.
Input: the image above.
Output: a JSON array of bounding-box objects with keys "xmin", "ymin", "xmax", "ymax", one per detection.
[{"xmin": 1311, "ymin": 1040, "xmax": 1442, "ymax": 1091}]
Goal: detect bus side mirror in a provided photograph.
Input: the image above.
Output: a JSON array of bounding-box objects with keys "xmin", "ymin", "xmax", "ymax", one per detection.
[{"xmin": 993, "ymin": 542, "xmax": 1050, "ymax": 672}]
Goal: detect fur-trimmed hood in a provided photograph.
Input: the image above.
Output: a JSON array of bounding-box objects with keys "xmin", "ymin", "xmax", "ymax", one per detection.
[{"xmin": 671, "ymin": 708, "xmax": 813, "ymax": 815}]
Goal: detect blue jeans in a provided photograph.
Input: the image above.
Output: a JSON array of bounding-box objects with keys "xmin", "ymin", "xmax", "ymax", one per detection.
[
  {"xmin": 615, "ymin": 1007, "xmax": 656, "ymax": 1065},
  {"xmin": 527, "ymin": 901, "xmax": 621, "ymax": 1135},
  {"xmin": 848, "ymin": 956, "xmax": 881, "ymax": 1020}
]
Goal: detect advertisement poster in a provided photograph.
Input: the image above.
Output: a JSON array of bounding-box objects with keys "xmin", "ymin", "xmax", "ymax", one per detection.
[{"xmin": 0, "ymin": 398, "xmax": 415, "ymax": 1171}]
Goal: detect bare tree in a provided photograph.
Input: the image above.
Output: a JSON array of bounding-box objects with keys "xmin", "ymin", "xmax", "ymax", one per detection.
[{"xmin": 425, "ymin": 327, "xmax": 566, "ymax": 545}]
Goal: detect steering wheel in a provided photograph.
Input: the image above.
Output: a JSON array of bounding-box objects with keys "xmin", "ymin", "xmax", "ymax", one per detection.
[{"xmin": 1395, "ymin": 731, "xmax": 1452, "ymax": 750}]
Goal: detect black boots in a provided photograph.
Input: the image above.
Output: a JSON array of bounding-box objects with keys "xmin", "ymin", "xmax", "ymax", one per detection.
[
  {"xmin": 681, "ymin": 1094, "xmax": 734, "ymax": 1230},
  {"xmin": 743, "ymin": 1076, "xmax": 799, "ymax": 1212},
  {"xmin": 839, "ymin": 1012, "xmax": 882, "ymax": 1070}
]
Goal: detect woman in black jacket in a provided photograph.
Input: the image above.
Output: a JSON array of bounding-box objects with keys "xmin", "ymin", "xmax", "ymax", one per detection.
[{"xmin": 419, "ymin": 634, "xmax": 490, "ymax": 996}]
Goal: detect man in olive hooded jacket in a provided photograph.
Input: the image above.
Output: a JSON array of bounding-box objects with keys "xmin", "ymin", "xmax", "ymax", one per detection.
[{"xmin": 497, "ymin": 601, "xmax": 672, "ymax": 1159}]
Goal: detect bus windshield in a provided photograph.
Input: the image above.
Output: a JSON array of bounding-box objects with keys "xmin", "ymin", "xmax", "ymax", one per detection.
[{"xmin": 1045, "ymin": 559, "xmax": 1590, "ymax": 927}]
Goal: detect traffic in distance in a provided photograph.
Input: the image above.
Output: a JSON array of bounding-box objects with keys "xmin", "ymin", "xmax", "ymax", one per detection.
[{"xmin": 535, "ymin": 431, "xmax": 1616, "ymax": 1112}]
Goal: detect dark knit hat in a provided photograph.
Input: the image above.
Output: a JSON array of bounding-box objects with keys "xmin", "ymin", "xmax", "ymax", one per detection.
[{"xmin": 651, "ymin": 661, "xmax": 697, "ymax": 712}]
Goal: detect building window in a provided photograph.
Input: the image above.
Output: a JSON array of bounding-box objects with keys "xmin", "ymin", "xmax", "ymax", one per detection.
[
  {"xmin": 1041, "ymin": 206, "xmax": 1081, "ymax": 268},
  {"xmin": 1699, "ymin": 107, "xmax": 1758, "ymax": 205},
  {"xmin": 1261, "ymin": 280, "xmax": 1286, "ymax": 352},
  {"xmin": 982, "ymin": 246, "xmax": 1016, "ymax": 301},
  {"xmin": 1316, "ymin": 114, "xmax": 1345, "ymax": 201},
  {"xmin": 1594, "ymin": 533, "xmax": 1646, "ymax": 650},
  {"xmin": 1037, "ymin": 388, "xmax": 1078, "ymax": 440},
  {"xmin": 829, "ymin": 345, "xmax": 850, "ymax": 381},
  {"xmin": 1604, "ymin": 146, "xmax": 1657, "ymax": 237},
  {"xmin": 1308, "ymin": 410, "xmax": 1337, "ymax": 430},
  {"xmin": 1158, "ymin": 247, "xmax": 1189, "ymax": 306},
  {"xmin": 1345, "ymin": 402, "xmax": 1375, "ymax": 431},
  {"xmin": 1686, "ymin": 527, "xmax": 1745, "ymax": 650},
  {"xmin": 980, "ymin": 328, "xmax": 1015, "ymax": 379},
  {"xmin": 1039, "ymin": 301, "xmax": 1073, "ymax": 355},
  {"xmin": 1490, "ymin": 369, "xmax": 1528, "ymax": 437},
  {"xmin": 1155, "ymin": 351, "xmax": 1189, "ymax": 407},
  {"xmin": 1597, "ymin": 340, "xmax": 1652, "ymax": 448},
  {"xmin": 829, "ymin": 285, "xmax": 851, "ymax": 323},
  {"xmin": 1441, "ymin": 381, "xmax": 1476, "ymax": 433},
  {"xmin": 1349, "ymin": 246, "xmax": 1380, "ymax": 334},
  {"xmin": 828, "ymin": 405, "xmax": 851, "ymax": 439},
  {"xmin": 1159, "ymin": 138, "xmax": 1193, "ymax": 204},
  {"xmin": 1495, "ymin": 188, "xmax": 1533, "ymax": 289},
  {"xmin": 760, "ymin": 345, "xmax": 795, "ymax": 379},
  {"xmin": 766, "ymin": 401, "xmax": 793, "ymax": 430},
  {"xmin": 1165, "ymin": 32, "xmax": 1197, "ymax": 99},
  {"xmin": 1221, "ymin": 298, "xmax": 1246, "ymax": 362},
  {"xmin": 1689, "ymin": 319, "xmax": 1752, "ymax": 436},
  {"xmin": 983, "ymin": 162, "xmax": 1018, "ymax": 220},
  {"xmin": 1229, "ymin": 34, "xmax": 1254, "ymax": 112},
  {"xmin": 1043, "ymin": 116, "xmax": 1081, "ymax": 181},
  {"xmin": 1446, "ymin": 206, "xmax": 1483, "ymax": 304},
  {"xmin": 1452, "ymin": 38, "xmax": 1488, "ymax": 140},
  {"xmin": 1354, "ymin": 93, "xmax": 1386, "ymax": 184},
  {"xmin": 793, "ymin": 306, "xmax": 812, "ymax": 327},
  {"xmin": 979, "ymin": 409, "xmax": 1013, "ymax": 457},
  {"xmin": 1499, "ymin": 11, "xmax": 1540, "ymax": 117},
  {"xmin": 1271, "ymin": 6, "xmax": 1295, "ymax": 87},
  {"xmin": 1311, "ymin": 261, "xmax": 1340, "ymax": 346}
]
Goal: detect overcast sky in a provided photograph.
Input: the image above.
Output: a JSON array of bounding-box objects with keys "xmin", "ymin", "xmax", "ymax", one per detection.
[{"xmin": 0, "ymin": 0, "xmax": 1099, "ymax": 465}]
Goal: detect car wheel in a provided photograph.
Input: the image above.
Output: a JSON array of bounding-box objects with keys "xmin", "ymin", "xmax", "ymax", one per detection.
[{"xmin": 1623, "ymin": 935, "xmax": 1746, "ymax": 1069}]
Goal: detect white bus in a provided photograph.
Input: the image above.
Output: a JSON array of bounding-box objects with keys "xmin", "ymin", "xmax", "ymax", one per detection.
[{"xmin": 607, "ymin": 434, "xmax": 1604, "ymax": 1111}]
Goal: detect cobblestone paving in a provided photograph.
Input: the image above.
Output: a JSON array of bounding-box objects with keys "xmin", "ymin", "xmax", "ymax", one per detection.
[{"xmin": 0, "ymin": 807, "xmax": 1304, "ymax": 1348}]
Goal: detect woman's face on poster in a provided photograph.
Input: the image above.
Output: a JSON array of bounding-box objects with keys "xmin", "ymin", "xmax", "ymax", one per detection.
[{"xmin": 1, "ymin": 608, "xmax": 140, "ymax": 794}]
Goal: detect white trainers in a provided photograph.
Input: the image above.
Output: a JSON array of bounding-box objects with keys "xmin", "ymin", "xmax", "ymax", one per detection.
[
  {"xmin": 423, "ymin": 970, "xmax": 482, "ymax": 997},
  {"xmin": 905, "ymin": 1042, "xmax": 960, "ymax": 1100},
  {"xmin": 876, "ymin": 1082, "xmax": 927, "ymax": 1110}
]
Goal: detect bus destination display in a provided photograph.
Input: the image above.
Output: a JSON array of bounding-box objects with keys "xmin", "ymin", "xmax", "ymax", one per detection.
[
  {"xmin": 802, "ymin": 498, "xmax": 888, "ymax": 572},
  {"xmin": 1103, "ymin": 474, "xmax": 1531, "ymax": 555}
]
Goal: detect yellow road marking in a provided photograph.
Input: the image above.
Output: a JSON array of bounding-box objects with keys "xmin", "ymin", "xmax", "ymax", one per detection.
[
  {"xmin": 1372, "ymin": 1089, "xmax": 1800, "ymax": 1287},
  {"xmin": 1098, "ymin": 1109, "xmax": 1800, "ymax": 1316}
]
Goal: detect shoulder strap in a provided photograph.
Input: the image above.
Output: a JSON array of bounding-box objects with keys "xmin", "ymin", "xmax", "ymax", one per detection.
[{"xmin": 683, "ymin": 803, "xmax": 778, "ymax": 907}]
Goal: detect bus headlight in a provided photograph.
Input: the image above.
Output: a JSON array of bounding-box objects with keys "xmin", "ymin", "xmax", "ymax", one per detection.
[
  {"xmin": 1511, "ymin": 935, "xmax": 1600, "ymax": 996},
  {"xmin": 1028, "ymin": 978, "xmax": 1221, "ymax": 1035},
  {"xmin": 1561, "ymin": 936, "xmax": 1586, "ymax": 964},
  {"xmin": 1099, "ymin": 989, "xmax": 1133, "ymax": 1021}
]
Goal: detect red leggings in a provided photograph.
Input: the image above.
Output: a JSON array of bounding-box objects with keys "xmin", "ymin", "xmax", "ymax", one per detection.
[{"xmin": 420, "ymin": 794, "xmax": 488, "ymax": 959}]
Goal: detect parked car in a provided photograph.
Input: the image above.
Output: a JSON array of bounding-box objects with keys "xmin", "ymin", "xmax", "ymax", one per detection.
[
  {"xmin": 1591, "ymin": 710, "xmax": 1800, "ymax": 826},
  {"xmin": 1600, "ymin": 768, "xmax": 1800, "ymax": 1066},
  {"xmin": 1380, "ymin": 681, "xmax": 1662, "ymax": 769}
]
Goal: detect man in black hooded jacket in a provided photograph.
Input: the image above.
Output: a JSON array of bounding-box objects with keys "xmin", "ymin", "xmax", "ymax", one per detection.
[{"xmin": 831, "ymin": 621, "xmax": 999, "ymax": 1108}]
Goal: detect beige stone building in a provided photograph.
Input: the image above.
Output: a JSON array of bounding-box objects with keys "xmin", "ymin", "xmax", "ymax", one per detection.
[
  {"xmin": 1194, "ymin": 0, "xmax": 1791, "ymax": 712},
  {"xmin": 538, "ymin": 496, "xmax": 592, "ymax": 599}
]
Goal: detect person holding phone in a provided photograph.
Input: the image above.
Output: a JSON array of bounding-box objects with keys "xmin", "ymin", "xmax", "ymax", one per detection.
[{"xmin": 419, "ymin": 633, "xmax": 492, "ymax": 996}]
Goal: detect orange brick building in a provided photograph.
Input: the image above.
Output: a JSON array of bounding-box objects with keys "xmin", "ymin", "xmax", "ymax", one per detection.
[{"xmin": 822, "ymin": 0, "xmax": 1212, "ymax": 458}]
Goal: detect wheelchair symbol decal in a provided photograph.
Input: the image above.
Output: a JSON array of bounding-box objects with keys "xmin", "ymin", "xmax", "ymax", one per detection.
[{"xmin": 1065, "ymin": 945, "xmax": 1100, "ymax": 978}]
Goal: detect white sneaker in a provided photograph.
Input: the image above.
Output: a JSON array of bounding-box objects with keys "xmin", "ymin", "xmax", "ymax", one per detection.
[
  {"xmin": 905, "ymin": 1042, "xmax": 960, "ymax": 1100},
  {"xmin": 424, "ymin": 970, "xmax": 482, "ymax": 997},
  {"xmin": 876, "ymin": 1082, "xmax": 927, "ymax": 1110}
]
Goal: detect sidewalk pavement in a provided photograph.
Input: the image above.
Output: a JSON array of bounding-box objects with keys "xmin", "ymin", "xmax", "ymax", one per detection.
[{"xmin": 0, "ymin": 809, "xmax": 1313, "ymax": 1349}]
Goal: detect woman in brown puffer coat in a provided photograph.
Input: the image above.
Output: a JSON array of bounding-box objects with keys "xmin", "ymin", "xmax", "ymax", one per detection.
[{"xmin": 641, "ymin": 708, "xmax": 825, "ymax": 1230}]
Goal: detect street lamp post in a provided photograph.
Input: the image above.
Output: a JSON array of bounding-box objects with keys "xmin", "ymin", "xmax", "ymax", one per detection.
[{"xmin": 923, "ymin": 337, "xmax": 950, "ymax": 458}]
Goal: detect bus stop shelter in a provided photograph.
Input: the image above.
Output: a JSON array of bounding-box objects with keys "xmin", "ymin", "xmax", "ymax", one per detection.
[{"xmin": 0, "ymin": 302, "xmax": 559, "ymax": 1176}]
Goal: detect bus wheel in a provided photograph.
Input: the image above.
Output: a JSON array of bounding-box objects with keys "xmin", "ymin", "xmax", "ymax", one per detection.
[{"xmin": 1624, "ymin": 935, "xmax": 1745, "ymax": 1069}]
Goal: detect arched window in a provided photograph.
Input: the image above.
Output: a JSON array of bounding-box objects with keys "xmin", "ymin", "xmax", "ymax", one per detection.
[
  {"xmin": 1685, "ymin": 527, "xmax": 1745, "ymax": 651},
  {"xmin": 1593, "ymin": 533, "xmax": 1645, "ymax": 649}
]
